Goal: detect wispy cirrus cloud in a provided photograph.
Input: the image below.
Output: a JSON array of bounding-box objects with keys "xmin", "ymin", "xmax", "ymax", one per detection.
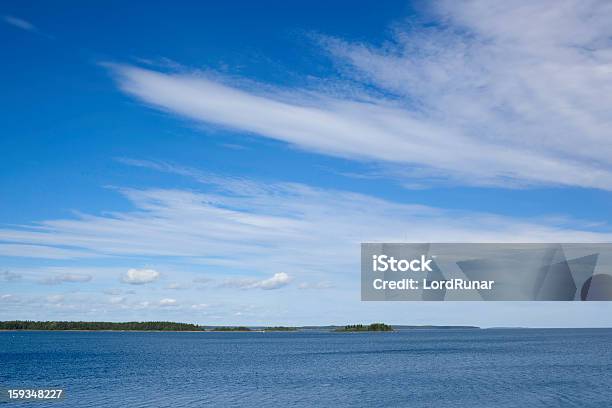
[
  {"xmin": 0, "ymin": 243, "xmax": 102, "ymax": 259},
  {"xmin": 0, "ymin": 161, "xmax": 611, "ymax": 286},
  {"xmin": 40, "ymin": 273, "xmax": 93, "ymax": 285},
  {"xmin": 298, "ymin": 281, "xmax": 334, "ymax": 290},
  {"xmin": 2, "ymin": 15, "xmax": 36, "ymax": 31},
  {"xmin": 166, "ymin": 282, "xmax": 189, "ymax": 290},
  {"xmin": 107, "ymin": 0, "xmax": 612, "ymax": 190}
]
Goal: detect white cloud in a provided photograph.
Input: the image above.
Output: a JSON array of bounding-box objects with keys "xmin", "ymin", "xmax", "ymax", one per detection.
[
  {"xmin": 4, "ymin": 266, "xmax": 128, "ymax": 285},
  {"xmin": 166, "ymin": 282, "xmax": 189, "ymax": 290},
  {"xmin": 40, "ymin": 273, "xmax": 92, "ymax": 285},
  {"xmin": 0, "ymin": 243, "xmax": 99, "ymax": 259},
  {"xmin": 2, "ymin": 15, "xmax": 36, "ymax": 31},
  {"xmin": 0, "ymin": 168, "xmax": 611, "ymax": 285},
  {"xmin": 258, "ymin": 272, "xmax": 291, "ymax": 289},
  {"xmin": 121, "ymin": 268, "xmax": 160, "ymax": 285},
  {"xmin": 221, "ymin": 272, "xmax": 291, "ymax": 290},
  {"xmin": 191, "ymin": 303, "xmax": 209, "ymax": 310},
  {"xmin": 108, "ymin": 0, "xmax": 612, "ymax": 191},
  {"xmin": 58, "ymin": 273, "xmax": 92, "ymax": 283},
  {"xmin": 159, "ymin": 298, "xmax": 177, "ymax": 306}
]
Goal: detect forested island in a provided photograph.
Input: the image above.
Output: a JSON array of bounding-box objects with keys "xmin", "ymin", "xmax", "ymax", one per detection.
[
  {"xmin": 0, "ymin": 321, "xmax": 202, "ymax": 331},
  {"xmin": 335, "ymin": 323, "xmax": 394, "ymax": 332},
  {"xmin": 211, "ymin": 326, "xmax": 252, "ymax": 332},
  {"xmin": 264, "ymin": 326, "xmax": 298, "ymax": 331}
]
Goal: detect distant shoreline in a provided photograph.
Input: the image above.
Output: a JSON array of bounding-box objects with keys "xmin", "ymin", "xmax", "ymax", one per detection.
[
  {"xmin": 2, "ymin": 328, "xmax": 611, "ymax": 333},
  {"xmin": 0, "ymin": 321, "xmax": 479, "ymax": 332},
  {"xmin": 1, "ymin": 321, "xmax": 609, "ymax": 332}
]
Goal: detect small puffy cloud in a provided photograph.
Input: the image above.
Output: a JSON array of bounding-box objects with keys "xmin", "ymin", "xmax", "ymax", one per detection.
[
  {"xmin": 298, "ymin": 281, "xmax": 334, "ymax": 290},
  {"xmin": 258, "ymin": 272, "xmax": 291, "ymax": 289},
  {"xmin": 191, "ymin": 303, "xmax": 209, "ymax": 310},
  {"xmin": 41, "ymin": 273, "xmax": 92, "ymax": 285},
  {"xmin": 159, "ymin": 298, "xmax": 177, "ymax": 307},
  {"xmin": 121, "ymin": 268, "xmax": 160, "ymax": 285},
  {"xmin": 1, "ymin": 294, "xmax": 15, "ymax": 301},
  {"xmin": 1, "ymin": 270, "xmax": 21, "ymax": 282},
  {"xmin": 221, "ymin": 272, "xmax": 291, "ymax": 290},
  {"xmin": 2, "ymin": 15, "xmax": 36, "ymax": 31}
]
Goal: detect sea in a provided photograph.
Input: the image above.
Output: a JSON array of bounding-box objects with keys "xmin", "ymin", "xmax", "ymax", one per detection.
[{"xmin": 1, "ymin": 329, "xmax": 611, "ymax": 407}]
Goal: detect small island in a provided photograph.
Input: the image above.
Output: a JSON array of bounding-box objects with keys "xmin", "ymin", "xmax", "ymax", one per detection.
[
  {"xmin": 210, "ymin": 326, "xmax": 252, "ymax": 332},
  {"xmin": 263, "ymin": 326, "xmax": 298, "ymax": 332},
  {"xmin": 335, "ymin": 323, "xmax": 394, "ymax": 332}
]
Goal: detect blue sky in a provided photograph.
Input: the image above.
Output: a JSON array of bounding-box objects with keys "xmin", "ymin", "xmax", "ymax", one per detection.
[{"xmin": 2, "ymin": 0, "xmax": 612, "ymax": 327}]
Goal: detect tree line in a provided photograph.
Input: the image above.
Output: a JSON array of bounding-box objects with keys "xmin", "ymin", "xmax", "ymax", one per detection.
[
  {"xmin": 335, "ymin": 323, "xmax": 394, "ymax": 332},
  {"xmin": 0, "ymin": 321, "xmax": 203, "ymax": 331}
]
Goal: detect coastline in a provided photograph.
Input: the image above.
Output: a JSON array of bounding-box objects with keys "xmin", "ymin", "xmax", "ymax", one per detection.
[
  {"xmin": 2, "ymin": 322, "xmax": 608, "ymax": 332},
  {"xmin": 0, "ymin": 321, "xmax": 475, "ymax": 332}
]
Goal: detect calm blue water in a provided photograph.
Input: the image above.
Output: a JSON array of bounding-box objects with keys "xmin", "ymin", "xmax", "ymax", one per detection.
[{"xmin": 1, "ymin": 329, "xmax": 611, "ymax": 407}]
